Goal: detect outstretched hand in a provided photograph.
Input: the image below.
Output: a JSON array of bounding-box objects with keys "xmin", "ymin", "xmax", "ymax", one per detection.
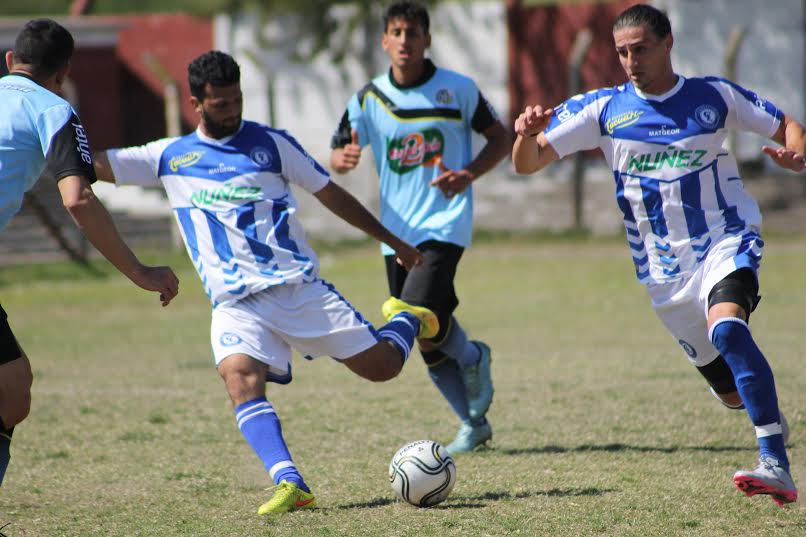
[
  {"xmin": 762, "ymin": 145, "xmax": 806, "ymax": 173},
  {"xmin": 514, "ymin": 105, "xmax": 554, "ymax": 138},
  {"xmin": 429, "ymin": 157, "xmax": 474, "ymax": 199}
]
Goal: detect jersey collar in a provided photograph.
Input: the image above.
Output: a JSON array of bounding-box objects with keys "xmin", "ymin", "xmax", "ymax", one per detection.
[
  {"xmin": 195, "ymin": 121, "xmax": 244, "ymax": 145},
  {"xmin": 632, "ymin": 75, "xmax": 685, "ymax": 102},
  {"xmin": 4, "ymin": 71, "xmax": 35, "ymax": 82},
  {"xmin": 388, "ymin": 59, "xmax": 437, "ymax": 90}
]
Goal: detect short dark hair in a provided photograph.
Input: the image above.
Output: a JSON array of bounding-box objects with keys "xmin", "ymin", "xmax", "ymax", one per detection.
[
  {"xmin": 188, "ymin": 51, "xmax": 241, "ymax": 101},
  {"xmin": 613, "ymin": 4, "xmax": 671, "ymax": 39},
  {"xmin": 12, "ymin": 19, "xmax": 74, "ymax": 78},
  {"xmin": 383, "ymin": 1, "xmax": 430, "ymax": 34}
]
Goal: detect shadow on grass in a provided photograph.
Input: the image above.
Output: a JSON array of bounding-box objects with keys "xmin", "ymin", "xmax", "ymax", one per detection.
[
  {"xmin": 499, "ymin": 443, "xmax": 758, "ymax": 456},
  {"xmin": 329, "ymin": 486, "xmax": 613, "ymax": 511}
]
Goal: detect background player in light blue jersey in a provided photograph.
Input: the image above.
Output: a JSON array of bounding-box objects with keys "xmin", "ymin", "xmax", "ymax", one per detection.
[
  {"xmin": 93, "ymin": 50, "xmax": 439, "ymax": 517},
  {"xmin": 0, "ymin": 19, "xmax": 180, "ymax": 487},
  {"xmin": 513, "ymin": 4, "xmax": 806, "ymax": 507},
  {"xmin": 330, "ymin": 1, "xmax": 510, "ymax": 455}
]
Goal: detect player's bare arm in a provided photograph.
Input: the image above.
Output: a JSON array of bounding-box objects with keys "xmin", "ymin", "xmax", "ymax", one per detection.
[
  {"xmin": 430, "ymin": 121, "xmax": 510, "ymax": 199},
  {"xmin": 91, "ymin": 151, "xmax": 117, "ymax": 183},
  {"xmin": 313, "ymin": 180, "xmax": 423, "ymax": 269},
  {"xmin": 330, "ymin": 130, "xmax": 362, "ymax": 174},
  {"xmin": 512, "ymin": 105, "xmax": 560, "ymax": 174},
  {"xmin": 763, "ymin": 113, "xmax": 806, "ymax": 172},
  {"xmin": 57, "ymin": 175, "xmax": 179, "ymax": 306}
]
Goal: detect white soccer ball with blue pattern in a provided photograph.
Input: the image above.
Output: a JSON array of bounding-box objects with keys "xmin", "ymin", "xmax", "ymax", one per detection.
[{"xmin": 388, "ymin": 440, "xmax": 456, "ymax": 507}]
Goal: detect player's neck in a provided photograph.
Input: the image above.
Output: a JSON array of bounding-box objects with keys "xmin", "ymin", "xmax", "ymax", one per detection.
[
  {"xmin": 638, "ymin": 72, "xmax": 678, "ymax": 97},
  {"xmin": 389, "ymin": 59, "xmax": 434, "ymax": 89},
  {"xmin": 8, "ymin": 67, "xmax": 55, "ymax": 91}
]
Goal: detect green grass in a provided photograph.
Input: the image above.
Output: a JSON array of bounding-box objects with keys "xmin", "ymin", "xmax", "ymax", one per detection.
[{"xmin": 1, "ymin": 237, "xmax": 805, "ymax": 536}]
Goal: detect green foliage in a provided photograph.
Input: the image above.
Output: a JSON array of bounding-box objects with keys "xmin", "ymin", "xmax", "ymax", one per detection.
[{"xmin": 1, "ymin": 238, "xmax": 804, "ymax": 535}]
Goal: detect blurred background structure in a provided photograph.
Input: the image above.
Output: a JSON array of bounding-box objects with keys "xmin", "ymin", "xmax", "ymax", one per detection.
[{"xmin": 1, "ymin": 0, "xmax": 804, "ymax": 264}]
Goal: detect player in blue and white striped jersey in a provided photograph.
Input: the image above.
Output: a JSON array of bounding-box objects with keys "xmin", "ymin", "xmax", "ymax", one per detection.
[
  {"xmin": 93, "ymin": 51, "xmax": 438, "ymax": 517},
  {"xmin": 0, "ymin": 19, "xmax": 179, "ymax": 487},
  {"xmin": 513, "ymin": 4, "xmax": 805, "ymax": 507}
]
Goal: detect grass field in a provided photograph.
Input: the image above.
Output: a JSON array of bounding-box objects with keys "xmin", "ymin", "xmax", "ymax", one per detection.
[{"xmin": 1, "ymin": 236, "xmax": 804, "ymax": 536}]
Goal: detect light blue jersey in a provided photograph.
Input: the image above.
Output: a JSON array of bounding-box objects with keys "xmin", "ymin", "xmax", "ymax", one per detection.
[
  {"xmin": 545, "ymin": 76, "xmax": 781, "ymax": 286},
  {"xmin": 107, "ymin": 121, "xmax": 330, "ymax": 307},
  {"xmin": 332, "ymin": 60, "xmax": 498, "ymax": 254},
  {"xmin": 0, "ymin": 73, "xmax": 95, "ymax": 231}
]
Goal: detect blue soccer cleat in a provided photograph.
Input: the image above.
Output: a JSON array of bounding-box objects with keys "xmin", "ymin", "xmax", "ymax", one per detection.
[
  {"xmin": 446, "ymin": 420, "xmax": 492, "ymax": 455},
  {"xmin": 462, "ymin": 341, "xmax": 494, "ymax": 420}
]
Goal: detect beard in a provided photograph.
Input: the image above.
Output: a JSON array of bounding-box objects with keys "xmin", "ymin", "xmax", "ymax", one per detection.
[{"xmin": 202, "ymin": 110, "xmax": 241, "ymax": 139}]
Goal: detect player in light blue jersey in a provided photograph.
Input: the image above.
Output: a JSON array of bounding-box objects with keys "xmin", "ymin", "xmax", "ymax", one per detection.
[
  {"xmin": 0, "ymin": 19, "xmax": 179, "ymax": 487},
  {"xmin": 513, "ymin": 4, "xmax": 806, "ymax": 507},
  {"xmin": 93, "ymin": 50, "xmax": 439, "ymax": 517},
  {"xmin": 330, "ymin": 1, "xmax": 510, "ymax": 455}
]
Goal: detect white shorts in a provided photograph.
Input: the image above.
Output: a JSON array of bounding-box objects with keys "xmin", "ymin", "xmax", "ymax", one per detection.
[
  {"xmin": 647, "ymin": 231, "xmax": 763, "ymax": 367},
  {"xmin": 210, "ymin": 278, "xmax": 379, "ymax": 381}
]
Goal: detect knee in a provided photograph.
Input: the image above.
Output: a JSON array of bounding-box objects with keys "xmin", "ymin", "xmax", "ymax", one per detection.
[{"xmin": 217, "ymin": 358, "xmax": 265, "ymax": 404}]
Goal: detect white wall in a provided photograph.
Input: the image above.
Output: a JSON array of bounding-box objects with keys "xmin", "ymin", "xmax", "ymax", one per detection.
[{"xmin": 655, "ymin": 0, "xmax": 805, "ymax": 160}]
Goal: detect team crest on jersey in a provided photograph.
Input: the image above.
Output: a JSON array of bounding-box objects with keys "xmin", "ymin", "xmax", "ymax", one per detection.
[
  {"xmin": 169, "ymin": 151, "xmax": 204, "ymax": 172},
  {"xmin": 250, "ymin": 146, "xmax": 273, "ymax": 167},
  {"xmin": 694, "ymin": 105, "xmax": 720, "ymax": 129},
  {"xmin": 678, "ymin": 339, "xmax": 697, "ymax": 358},
  {"xmin": 220, "ymin": 332, "xmax": 242, "ymax": 347},
  {"xmin": 435, "ymin": 89, "xmax": 453, "ymax": 105},
  {"xmin": 387, "ymin": 128, "xmax": 445, "ymax": 174},
  {"xmin": 606, "ymin": 110, "xmax": 644, "ymax": 134}
]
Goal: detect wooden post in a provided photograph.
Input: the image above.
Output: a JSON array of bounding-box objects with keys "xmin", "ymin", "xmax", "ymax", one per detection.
[{"xmin": 569, "ymin": 29, "xmax": 592, "ymax": 231}]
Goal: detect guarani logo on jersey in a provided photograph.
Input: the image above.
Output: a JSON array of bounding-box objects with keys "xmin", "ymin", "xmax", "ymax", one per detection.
[
  {"xmin": 191, "ymin": 183, "xmax": 262, "ymax": 207},
  {"xmin": 387, "ymin": 129, "xmax": 444, "ymax": 174},
  {"xmin": 628, "ymin": 148, "xmax": 708, "ymax": 173},
  {"xmin": 169, "ymin": 151, "xmax": 205, "ymax": 172},
  {"xmin": 606, "ymin": 110, "xmax": 644, "ymax": 134}
]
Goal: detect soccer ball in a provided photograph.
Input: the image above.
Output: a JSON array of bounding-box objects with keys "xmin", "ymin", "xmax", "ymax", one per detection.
[{"xmin": 388, "ymin": 440, "xmax": 456, "ymax": 507}]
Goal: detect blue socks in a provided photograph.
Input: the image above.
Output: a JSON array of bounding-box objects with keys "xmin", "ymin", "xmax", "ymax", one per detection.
[
  {"xmin": 709, "ymin": 317, "xmax": 788, "ymax": 469},
  {"xmin": 439, "ymin": 319, "xmax": 481, "ymax": 369},
  {"xmin": 235, "ymin": 397, "xmax": 310, "ymax": 492},
  {"xmin": 0, "ymin": 421, "xmax": 11, "ymax": 487},
  {"xmin": 426, "ymin": 355, "xmax": 472, "ymax": 423},
  {"xmin": 378, "ymin": 312, "xmax": 419, "ymax": 364}
]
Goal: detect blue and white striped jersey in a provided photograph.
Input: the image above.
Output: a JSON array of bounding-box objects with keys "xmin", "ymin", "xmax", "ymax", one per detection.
[
  {"xmin": 0, "ymin": 73, "xmax": 96, "ymax": 231},
  {"xmin": 544, "ymin": 76, "xmax": 781, "ymax": 286},
  {"xmin": 107, "ymin": 121, "xmax": 330, "ymax": 307}
]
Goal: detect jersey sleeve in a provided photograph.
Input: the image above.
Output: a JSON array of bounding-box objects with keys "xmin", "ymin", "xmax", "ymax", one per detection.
[
  {"xmin": 274, "ymin": 130, "xmax": 331, "ymax": 193},
  {"xmin": 715, "ymin": 79, "xmax": 782, "ymax": 138},
  {"xmin": 330, "ymin": 93, "xmax": 367, "ymax": 148},
  {"xmin": 470, "ymin": 90, "xmax": 499, "ymax": 134},
  {"xmin": 106, "ymin": 140, "xmax": 167, "ymax": 187},
  {"xmin": 38, "ymin": 106, "xmax": 97, "ymax": 183},
  {"xmin": 543, "ymin": 95, "xmax": 603, "ymax": 158}
]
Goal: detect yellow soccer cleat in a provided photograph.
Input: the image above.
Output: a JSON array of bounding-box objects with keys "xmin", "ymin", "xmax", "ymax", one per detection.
[
  {"xmin": 382, "ymin": 297, "xmax": 439, "ymax": 339},
  {"xmin": 257, "ymin": 480, "xmax": 316, "ymax": 517}
]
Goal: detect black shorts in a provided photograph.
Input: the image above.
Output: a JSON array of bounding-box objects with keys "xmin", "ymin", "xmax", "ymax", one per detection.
[
  {"xmin": 0, "ymin": 304, "xmax": 23, "ymax": 366},
  {"xmin": 384, "ymin": 240, "xmax": 463, "ymax": 342}
]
